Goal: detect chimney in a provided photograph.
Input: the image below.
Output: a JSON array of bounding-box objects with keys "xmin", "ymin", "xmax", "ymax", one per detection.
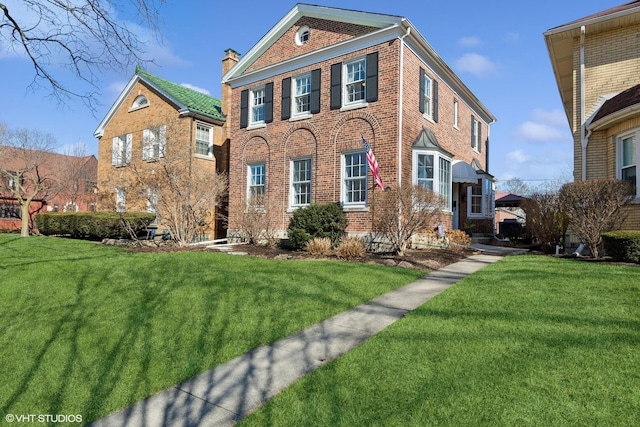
[{"xmin": 221, "ymin": 49, "xmax": 240, "ymax": 141}]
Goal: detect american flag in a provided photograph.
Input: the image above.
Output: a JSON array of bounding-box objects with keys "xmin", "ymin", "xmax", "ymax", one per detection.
[{"xmin": 362, "ymin": 136, "xmax": 384, "ymax": 190}]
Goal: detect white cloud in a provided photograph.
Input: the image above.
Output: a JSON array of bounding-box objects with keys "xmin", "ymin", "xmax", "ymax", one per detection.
[
  {"xmin": 516, "ymin": 108, "xmax": 571, "ymax": 142},
  {"xmin": 506, "ymin": 149, "xmax": 530, "ymax": 163},
  {"xmin": 454, "ymin": 53, "xmax": 498, "ymax": 77},
  {"xmin": 458, "ymin": 36, "xmax": 481, "ymax": 47},
  {"xmin": 180, "ymin": 83, "xmax": 210, "ymax": 95}
]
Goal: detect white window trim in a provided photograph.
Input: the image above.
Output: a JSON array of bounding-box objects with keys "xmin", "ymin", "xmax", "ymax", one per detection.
[
  {"xmin": 467, "ymin": 177, "xmax": 495, "ymax": 219},
  {"xmin": 116, "ymin": 188, "xmax": 126, "ymax": 213},
  {"xmin": 341, "ymin": 151, "xmax": 368, "ymax": 209},
  {"xmin": 289, "ymin": 158, "xmax": 312, "ymax": 209},
  {"xmin": 343, "ymin": 57, "xmax": 367, "ymax": 108},
  {"xmin": 247, "ymin": 163, "xmax": 266, "ymax": 205},
  {"xmin": 195, "ymin": 122, "xmax": 213, "ymax": 159},
  {"xmin": 422, "ymin": 74, "xmax": 433, "ymax": 121},
  {"xmin": 129, "ymin": 95, "xmax": 149, "ymax": 112},
  {"xmin": 292, "ymin": 73, "xmax": 312, "ymax": 119},
  {"xmin": 471, "ymin": 117, "xmax": 480, "ymax": 153},
  {"xmin": 616, "ymin": 129, "xmax": 640, "ymax": 200},
  {"xmin": 295, "ymin": 26, "xmax": 310, "ymax": 46},
  {"xmin": 453, "ymin": 99, "xmax": 459, "ymax": 129},
  {"xmin": 112, "ymin": 134, "xmax": 132, "ymax": 167},
  {"xmin": 249, "ymin": 85, "xmax": 266, "ymax": 127},
  {"xmin": 143, "ymin": 125, "xmax": 166, "ymax": 161},
  {"xmin": 412, "ymin": 149, "xmax": 452, "ymax": 212}
]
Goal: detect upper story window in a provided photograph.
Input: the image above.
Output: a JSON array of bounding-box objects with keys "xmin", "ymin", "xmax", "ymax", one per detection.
[
  {"xmin": 290, "ymin": 158, "xmax": 312, "ymax": 207},
  {"xmin": 342, "ymin": 151, "xmax": 367, "ymax": 207},
  {"xmin": 453, "ymin": 99, "xmax": 459, "ymax": 128},
  {"xmin": 195, "ymin": 123, "xmax": 213, "ymax": 157},
  {"xmin": 293, "ymin": 74, "xmax": 311, "ymax": 117},
  {"xmin": 419, "ymin": 68, "xmax": 438, "ymax": 122},
  {"xmin": 345, "ymin": 58, "xmax": 366, "ymax": 105},
  {"xmin": 130, "ymin": 95, "xmax": 148, "ymax": 110},
  {"xmin": 618, "ymin": 131, "xmax": 638, "ymax": 198},
  {"xmin": 330, "ymin": 52, "xmax": 378, "ymax": 110},
  {"xmin": 471, "ymin": 115, "xmax": 482, "ymax": 153},
  {"xmin": 111, "ymin": 134, "xmax": 132, "ymax": 167},
  {"xmin": 143, "ymin": 125, "xmax": 166, "ymax": 161},
  {"xmin": 422, "ymin": 74, "xmax": 432, "ymax": 119},
  {"xmin": 296, "ymin": 26, "xmax": 310, "ymax": 46},
  {"xmin": 251, "ymin": 86, "xmax": 265, "ymax": 125}
]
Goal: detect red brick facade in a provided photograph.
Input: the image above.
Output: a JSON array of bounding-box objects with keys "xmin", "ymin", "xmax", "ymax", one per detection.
[{"xmin": 223, "ymin": 6, "xmax": 496, "ymax": 240}]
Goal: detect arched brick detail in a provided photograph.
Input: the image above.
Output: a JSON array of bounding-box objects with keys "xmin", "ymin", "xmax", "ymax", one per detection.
[{"xmin": 281, "ymin": 125, "xmax": 319, "ymax": 211}]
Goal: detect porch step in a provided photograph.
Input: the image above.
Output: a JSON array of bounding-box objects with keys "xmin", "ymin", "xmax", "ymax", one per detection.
[{"xmin": 471, "ymin": 234, "xmax": 492, "ymax": 245}]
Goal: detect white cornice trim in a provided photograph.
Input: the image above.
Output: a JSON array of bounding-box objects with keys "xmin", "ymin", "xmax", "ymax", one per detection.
[
  {"xmin": 544, "ymin": 5, "xmax": 640, "ymax": 37},
  {"xmin": 93, "ymin": 75, "xmax": 139, "ymax": 138},
  {"xmin": 222, "ymin": 3, "xmax": 402, "ymax": 82}
]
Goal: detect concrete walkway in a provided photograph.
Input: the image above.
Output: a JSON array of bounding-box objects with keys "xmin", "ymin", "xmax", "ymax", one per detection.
[{"xmin": 89, "ymin": 251, "xmax": 516, "ymax": 427}]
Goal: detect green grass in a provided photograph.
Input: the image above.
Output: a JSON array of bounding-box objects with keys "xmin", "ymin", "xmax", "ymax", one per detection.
[
  {"xmin": 0, "ymin": 235, "xmax": 424, "ymax": 425},
  {"xmin": 240, "ymin": 255, "xmax": 640, "ymax": 427}
]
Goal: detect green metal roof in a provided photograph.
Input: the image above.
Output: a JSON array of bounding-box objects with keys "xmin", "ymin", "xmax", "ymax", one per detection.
[{"xmin": 135, "ymin": 66, "xmax": 224, "ymax": 121}]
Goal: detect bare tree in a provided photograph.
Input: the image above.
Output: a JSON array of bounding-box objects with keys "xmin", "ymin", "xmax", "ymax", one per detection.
[
  {"xmin": 499, "ymin": 177, "xmax": 531, "ymax": 196},
  {"xmin": 521, "ymin": 189, "xmax": 569, "ymax": 254},
  {"xmin": 0, "ymin": 0, "xmax": 166, "ymax": 110},
  {"xmin": 559, "ymin": 179, "xmax": 633, "ymax": 258},
  {"xmin": 234, "ymin": 194, "xmax": 280, "ymax": 246},
  {"xmin": 0, "ymin": 126, "xmax": 59, "ymax": 237},
  {"xmin": 371, "ymin": 185, "xmax": 445, "ymax": 256}
]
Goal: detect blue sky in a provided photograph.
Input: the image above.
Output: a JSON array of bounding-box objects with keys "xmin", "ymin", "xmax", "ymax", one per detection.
[{"xmin": 0, "ymin": 0, "xmax": 625, "ymax": 189}]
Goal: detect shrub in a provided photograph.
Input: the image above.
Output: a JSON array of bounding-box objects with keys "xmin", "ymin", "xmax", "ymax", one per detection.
[
  {"xmin": 335, "ymin": 237, "xmax": 365, "ymax": 259},
  {"xmin": 36, "ymin": 212, "xmax": 155, "ymax": 240},
  {"xmin": 521, "ymin": 191, "xmax": 569, "ymax": 254},
  {"xmin": 602, "ymin": 230, "xmax": 640, "ymax": 263},
  {"xmin": 287, "ymin": 203, "xmax": 348, "ymax": 250},
  {"xmin": 305, "ymin": 237, "xmax": 332, "ymax": 255},
  {"xmin": 446, "ymin": 229, "xmax": 471, "ymax": 250}
]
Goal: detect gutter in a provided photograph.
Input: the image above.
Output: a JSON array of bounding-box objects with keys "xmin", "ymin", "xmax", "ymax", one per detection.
[
  {"xmin": 397, "ymin": 22, "xmax": 411, "ymax": 189},
  {"xmin": 580, "ymin": 25, "xmax": 588, "ymax": 181}
]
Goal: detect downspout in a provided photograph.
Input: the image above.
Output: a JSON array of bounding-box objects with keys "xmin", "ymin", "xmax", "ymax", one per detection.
[
  {"xmin": 397, "ymin": 23, "xmax": 410, "ymax": 189},
  {"xmin": 580, "ymin": 25, "xmax": 588, "ymax": 181}
]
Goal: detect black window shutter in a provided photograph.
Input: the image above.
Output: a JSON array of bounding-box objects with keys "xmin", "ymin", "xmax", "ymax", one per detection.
[
  {"xmin": 366, "ymin": 52, "xmax": 378, "ymax": 103},
  {"xmin": 419, "ymin": 68, "xmax": 425, "ymax": 114},
  {"xmin": 240, "ymin": 89, "xmax": 249, "ymax": 129},
  {"xmin": 265, "ymin": 82, "xmax": 274, "ymax": 123},
  {"xmin": 433, "ymin": 80, "xmax": 439, "ymax": 123},
  {"xmin": 310, "ymin": 68, "xmax": 321, "ymax": 114},
  {"xmin": 330, "ymin": 62, "xmax": 342, "ymax": 110},
  {"xmin": 281, "ymin": 77, "xmax": 291, "ymax": 120},
  {"xmin": 471, "ymin": 115, "xmax": 476, "ymax": 148},
  {"xmin": 477, "ymin": 121, "xmax": 482, "ymax": 153}
]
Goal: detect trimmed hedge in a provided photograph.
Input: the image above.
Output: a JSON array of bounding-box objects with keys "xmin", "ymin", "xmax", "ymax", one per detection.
[
  {"xmin": 286, "ymin": 203, "xmax": 348, "ymax": 250},
  {"xmin": 36, "ymin": 212, "xmax": 156, "ymax": 240},
  {"xmin": 602, "ymin": 230, "xmax": 640, "ymax": 263}
]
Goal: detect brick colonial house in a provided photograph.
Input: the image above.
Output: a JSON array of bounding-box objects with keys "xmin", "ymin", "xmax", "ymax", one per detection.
[
  {"xmin": 94, "ymin": 66, "xmax": 229, "ymax": 240},
  {"xmin": 0, "ymin": 146, "xmax": 97, "ymax": 232},
  {"xmin": 222, "ymin": 4, "xmax": 496, "ymax": 241},
  {"xmin": 545, "ymin": 1, "xmax": 640, "ymax": 229}
]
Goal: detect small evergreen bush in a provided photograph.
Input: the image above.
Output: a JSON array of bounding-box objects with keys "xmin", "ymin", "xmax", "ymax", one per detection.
[
  {"xmin": 287, "ymin": 203, "xmax": 348, "ymax": 250},
  {"xmin": 602, "ymin": 230, "xmax": 640, "ymax": 263},
  {"xmin": 36, "ymin": 212, "xmax": 156, "ymax": 240}
]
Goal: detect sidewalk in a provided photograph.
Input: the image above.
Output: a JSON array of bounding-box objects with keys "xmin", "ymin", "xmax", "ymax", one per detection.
[{"xmin": 88, "ymin": 252, "xmax": 511, "ymax": 427}]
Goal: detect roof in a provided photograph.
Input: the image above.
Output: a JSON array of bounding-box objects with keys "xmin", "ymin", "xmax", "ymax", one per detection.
[
  {"xmin": 94, "ymin": 67, "xmax": 224, "ymax": 138},
  {"xmin": 222, "ymin": 3, "xmax": 496, "ymax": 125},
  {"xmin": 135, "ymin": 66, "xmax": 223, "ymax": 121},
  {"xmin": 495, "ymin": 192, "xmax": 525, "ymax": 208},
  {"xmin": 590, "ymin": 83, "xmax": 640, "ymax": 124},
  {"xmin": 544, "ymin": 2, "xmax": 640, "ymax": 125}
]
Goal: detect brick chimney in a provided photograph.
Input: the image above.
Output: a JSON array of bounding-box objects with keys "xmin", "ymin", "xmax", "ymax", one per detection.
[{"xmin": 221, "ymin": 49, "xmax": 240, "ymax": 141}]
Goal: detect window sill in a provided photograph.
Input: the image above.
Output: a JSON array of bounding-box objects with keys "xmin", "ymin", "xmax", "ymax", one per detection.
[
  {"xmin": 286, "ymin": 205, "xmax": 310, "ymax": 213},
  {"xmin": 289, "ymin": 113, "xmax": 312, "ymax": 122},
  {"xmin": 194, "ymin": 154, "xmax": 214, "ymax": 161},
  {"xmin": 342, "ymin": 205, "xmax": 369, "ymax": 213},
  {"xmin": 422, "ymin": 113, "xmax": 435, "ymax": 123},
  {"xmin": 247, "ymin": 123, "xmax": 267, "ymax": 130},
  {"xmin": 128, "ymin": 105, "xmax": 149, "ymax": 113},
  {"xmin": 340, "ymin": 102, "xmax": 368, "ymax": 112}
]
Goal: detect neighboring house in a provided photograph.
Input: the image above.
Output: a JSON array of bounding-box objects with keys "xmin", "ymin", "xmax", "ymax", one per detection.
[
  {"xmin": 545, "ymin": 1, "xmax": 640, "ymax": 229},
  {"xmin": 0, "ymin": 145, "xmax": 97, "ymax": 231},
  {"xmin": 495, "ymin": 192, "xmax": 526, "ymax": 238},
  {"xmin": 221, "ymin": 4, "xmax": 496, "ymax": 241},
  {"xmin": 94, "ymin": 65, "xmax": 229, "ymax": 240}
]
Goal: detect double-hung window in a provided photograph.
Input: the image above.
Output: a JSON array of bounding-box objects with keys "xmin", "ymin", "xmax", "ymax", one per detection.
[
  {"xmin": 618, "ymin": 132, "xmax": 638, "ymax": 197},
  {"xmin": 293, "ymin": 74, "xmax": 311, "ymax": 117},
  {"xmin": 111, "ymin": 134, "xmax": 132, "ymax": 167},
  {"xmin": 342, "ymin": 152, "xmax": 367, "ymax": 206},
  {"xmin": 251, "ymin": 86, "xmax": 265, "ymax": 125},
  {"xmin": 116, "ymin": 188, "xmax": 126, "ymax": 212},
  {"xmin": 195, "ymin": 123, "xmax": 213, "ymax": 157},
  {"xmin": 344, "ymin": 58, "xmax": 366, "ymax": 105},
  {"xmin": 291, "ymin": 158, "xmax": 312, "ymax": 207},
  {"xmin": 143, "ymin": 125, "xmax": 166, "ymax": 161},
  {"xmin": 423, "ymin": 74, "xmax": 432, "ymax": 119},
  {"xmin": 413, "ymin": 150, "xmax": 452, "ymax": 211},
  {"xmin": 467, "ymin": 176, "xmax": 494, "ymax": 218},
  {"xmin": 248, "ymin": 163, "xmax": 266, "ymax": 204}
]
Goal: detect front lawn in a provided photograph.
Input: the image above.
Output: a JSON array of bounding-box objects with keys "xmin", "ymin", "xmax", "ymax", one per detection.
[
  {"xmin": 0, "ymin": 235, "xmax": 424, "ymax": 425},
  {"xmin": 240, "ymin": 255, "xmax": 640, "ymax": 427}
]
